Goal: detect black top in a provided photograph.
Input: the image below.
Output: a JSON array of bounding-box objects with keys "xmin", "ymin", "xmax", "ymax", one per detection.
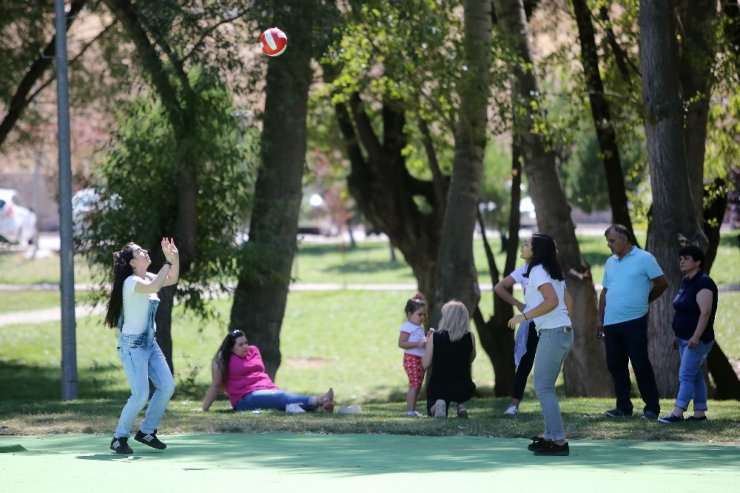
[
  {"xmin": 672, "ymin": 270, "xmax": 717, "ymax": 343},
  {"xmin": 426, "ymin": 331, "xmax": 476, "ymax": 403}
]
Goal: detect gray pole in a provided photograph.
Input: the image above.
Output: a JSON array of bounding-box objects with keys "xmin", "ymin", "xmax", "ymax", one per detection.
[{"xmin": 55, "ymin": 0, "xmax": 78, "ymax": 400}]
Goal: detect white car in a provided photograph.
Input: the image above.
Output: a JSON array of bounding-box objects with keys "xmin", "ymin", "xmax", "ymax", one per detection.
[{"xmin": 0, "ymin": 188, "xmax": 37, "ymax": 245}]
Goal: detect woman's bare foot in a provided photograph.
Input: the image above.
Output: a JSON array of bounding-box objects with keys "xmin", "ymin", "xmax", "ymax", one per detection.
[{"xmin": 317, "ymin": 388, "xmax": 334, "ymax": 412}]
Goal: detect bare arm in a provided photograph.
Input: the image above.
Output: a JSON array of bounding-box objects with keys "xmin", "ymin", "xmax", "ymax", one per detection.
[
  {"xmin": 648, "ymin": 275, "xmax": 668, "ymax": 303},
  {"xmin": 421, "ymin": 332, "xmax": 434, "ymax": 369},
  {"xmin": 493, "ymin": 275, "xmax": 525, "ymax": 312},
  {"xmin": 398, "ymin": 331, "xmax": 425, "ymax": 350},
  {"xmin": 202, "ymin": 358, "xmax": 224, "ymax": 411},
  {"xmin": 507, "ymin": 283, "xmax": 558, "ymax": 329},
  {"xmin": 688, "ymin": 289, "xmax": 714, "ymax": 348},
  {"xmin": 596, "ymin": 287, "xmax": 607, "ymax": 338}
]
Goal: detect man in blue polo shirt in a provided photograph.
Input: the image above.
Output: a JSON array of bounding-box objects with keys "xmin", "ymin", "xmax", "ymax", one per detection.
[{"xmin": 596, "ymin": 224, "xmax": 668, "ymax": 420}]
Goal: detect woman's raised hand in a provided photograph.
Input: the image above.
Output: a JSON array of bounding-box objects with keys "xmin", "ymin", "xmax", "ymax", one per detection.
[{"xmin": 161, "ymin": 237, "xmax": 178, "ymax": 261}]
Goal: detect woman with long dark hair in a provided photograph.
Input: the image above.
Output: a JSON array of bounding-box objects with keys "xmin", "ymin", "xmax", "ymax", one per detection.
[
  {"xmin": 507, "ymin": 233, "xmax": 573, "ymax": 456},
  {"xmin": 202, "ymin": 330, "xmax": 334, "ymax": 413},
  {"xmin": 105, "ymin": 238, "xmax": 179, "ymax": 455}
]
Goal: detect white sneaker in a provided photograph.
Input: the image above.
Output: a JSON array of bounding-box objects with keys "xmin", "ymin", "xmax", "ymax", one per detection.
[
  {"xmin": 285, "ymin": 403, "xmax": 306, "ymax": 414},
  {"xmin": 433, "ymin": 399, "xmax": 446, "ymax": 418},
  {"xmin": 503, "ymin": 405, "xmax": 519, "ymax": 415}
]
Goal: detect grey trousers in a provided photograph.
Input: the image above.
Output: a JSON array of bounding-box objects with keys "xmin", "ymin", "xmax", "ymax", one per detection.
[{"xmin": 534, "ymin": 327, "xmax": 573, "ymax": 441}]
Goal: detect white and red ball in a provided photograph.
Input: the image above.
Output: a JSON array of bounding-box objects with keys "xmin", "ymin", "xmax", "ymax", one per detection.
[{"xmin": 259, "ymin": 27, "xmax": 288, "ymax": 57}]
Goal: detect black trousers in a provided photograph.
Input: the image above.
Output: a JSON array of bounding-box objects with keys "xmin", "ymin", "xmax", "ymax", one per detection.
[
  {"xmin": 604, "ymin": 315, "xmax": 660, "ymax": 415},
  {"xmin": 511, "ymin": 322, "xmax": 539, "ymax": 400}
]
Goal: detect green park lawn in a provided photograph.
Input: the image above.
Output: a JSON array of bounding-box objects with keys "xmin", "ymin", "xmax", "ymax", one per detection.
[{"xmin": 0, "ymin": 231, "xmax": 737, "ymax": 441}]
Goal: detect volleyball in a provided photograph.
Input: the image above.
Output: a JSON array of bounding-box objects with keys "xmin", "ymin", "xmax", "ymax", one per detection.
[{"xmin": 259, "ymin": 27, "xmax": 288, "ymax": 57}]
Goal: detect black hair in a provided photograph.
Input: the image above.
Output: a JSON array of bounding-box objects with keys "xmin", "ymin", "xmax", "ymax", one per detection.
[
  {"xmin": 605, "ymin": 224, "xmax": 639, "ymax": 246},
  {"xmin": 678, "ymin": 245, "xmax": 705, "ymax": 268},
  {"xmin": 216, "ymin": 329, "xmax": 246, "ymax": 384},
  {"xmin": 404, "ymin": 293, "xmax": 426, "ymax": 315},
  {"xmin": 525, "ymin": 233, "xmax": 564, "ymax": 281},
  {"xmin": 104, "ymin": 243, "xmax": 136, "ymax": 328}
]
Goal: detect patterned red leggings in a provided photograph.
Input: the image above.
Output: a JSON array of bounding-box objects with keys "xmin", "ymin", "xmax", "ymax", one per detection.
[{"xmin": 403, "ymin": 354, "xmax": 425, "ymax": 388}]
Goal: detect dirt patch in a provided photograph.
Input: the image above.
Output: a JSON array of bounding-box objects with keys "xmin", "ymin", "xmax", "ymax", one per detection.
[{"xmin": 283, "ymin": 357, "xmax": 329, "ymax": 369}]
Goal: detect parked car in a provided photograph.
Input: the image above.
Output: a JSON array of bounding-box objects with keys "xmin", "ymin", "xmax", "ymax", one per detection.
[
  {"xmin": 71, "ymin": 188, "xmax": 120, "ymax": 239},
  {"xmin": 0, "ymin": 188, "xmax": 37, "ymax": 245}
]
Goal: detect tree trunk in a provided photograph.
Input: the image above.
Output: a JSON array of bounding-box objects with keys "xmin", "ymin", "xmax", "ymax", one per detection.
[
  {"xmin": 433, "ymin": 0, "xmax": 492, "ymax": 320},
  {"xmin": 571, "ymin": 0, "xmax": 633, "ymax": 230},
  {"xmin": 474, "ymin": 208, "xmax": 515, "ymax": 396},
  {"xmin": 229, "ymin": 1, "xmax": 316, "ymax": 380},
  {"xmin": 678, "ymin": 0, "xmax": 718, "ymax": 224},
  {"xmin": 701, "ymin": 181, "xmax": 739, "ymax": 398},
  {"xmin": 640, "ymin": 0, "xmax": 708, "ymax": 397},
  {"xmin": 707, "ymin": 341, "xmax": 740, "ymax": 399},
  {"xmin": 333, "ymin": 94, "xmax": 442, "ymax": 306},
  {"xmin": 492, "ymin": 0, "xmax": 611, "ymax": 396},
  {"xmin": 104, "ymin": 0, "xmax": 201, "ymax": 374}
]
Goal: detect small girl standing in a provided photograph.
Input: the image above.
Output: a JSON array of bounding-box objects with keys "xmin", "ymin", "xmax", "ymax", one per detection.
[{"xmin": 398, "ymin": 294, "xmax": 428, "ymax": 417}]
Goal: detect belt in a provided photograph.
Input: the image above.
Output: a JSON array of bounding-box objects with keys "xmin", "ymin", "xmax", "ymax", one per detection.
[{"xmin": 537, "ymin": 326, "xmax": 572, "ymax": 336}]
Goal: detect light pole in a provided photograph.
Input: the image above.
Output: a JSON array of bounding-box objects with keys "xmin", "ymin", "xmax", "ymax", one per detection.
[{"xmin": 55, "ymin": 0, "xmax": 78, "ymax": 400}]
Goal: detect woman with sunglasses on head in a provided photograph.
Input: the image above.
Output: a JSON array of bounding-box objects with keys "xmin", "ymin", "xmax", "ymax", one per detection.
[
  {"xmin": 507, "ymin": 233, "xmax": 574, "ymax": 456},
  {"xmin": 105, "ymin": 238, "xmax": 179, "ymax": 455},
  {"xmin": 202, "ymin": 330, "xmax": 335, "ymax": 413}
]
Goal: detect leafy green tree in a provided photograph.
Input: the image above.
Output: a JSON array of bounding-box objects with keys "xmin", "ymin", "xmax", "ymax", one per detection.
[
  {"xmin": 228, "ymin": 0, "xmax": 337, "ymax": 378},
  {"xmin": 80, "ymin": 71, "xmax": 255, "ymax": 371}
]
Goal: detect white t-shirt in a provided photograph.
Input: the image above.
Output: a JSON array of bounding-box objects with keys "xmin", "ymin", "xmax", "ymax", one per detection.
[
  {"xmin": 121, "ymin": 275, "xmax": 159, "ymax": 335},
  {"xmin": 399, "ymin": 320, "xmax": 425, "ymax": 357},
  {"xmin": 523, "ymin": 265, "xmax": 571, "ymax": 330},
  {"xmin": 509, "ymin": 265, "xmax": 532, "ymax": 310}
]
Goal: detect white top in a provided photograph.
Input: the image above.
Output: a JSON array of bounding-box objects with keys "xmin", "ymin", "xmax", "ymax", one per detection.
[
  {"xmin": 509, "ymin": 265, "xmax": 532, "ymax": 310},
  {"xmin": 523, "ymin": 265, "xmax": 571, "ymax": 330},
  {"xmin": 399, "ymin": 320, "xmax": 425, "ymax": 357},
  {"xmin": 121, "ymin": 275, "xmax": 159, "ymax": 335}
]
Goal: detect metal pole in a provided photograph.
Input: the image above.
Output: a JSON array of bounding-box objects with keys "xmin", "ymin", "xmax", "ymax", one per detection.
[{"xmin": 55, "ymin": 0, "xmax": 78, "ymax": 400}]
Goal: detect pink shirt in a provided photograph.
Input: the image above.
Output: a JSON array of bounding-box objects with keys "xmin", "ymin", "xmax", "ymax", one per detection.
[{"xmin": 225, "ymin": 346, "xmax": 278, "ymax": 407}]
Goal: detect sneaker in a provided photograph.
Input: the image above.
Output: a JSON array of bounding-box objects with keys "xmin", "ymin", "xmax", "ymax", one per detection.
[
  {"xmin": 534, "ymin": 441, "xmax": 569, "ymax": 456},
  {"xmin": 686, "ymin": 415, "xmax": 707, "ymax": 422},
  {"xmin": 134, "ymin": 429, "xmax": 167, "ymax": 450},
  {"xmin": 640, "ymin": 411, "xmax": 659, "ymax": 420},
  {"xmin": 657, "ymin": 414, "xmax": 684, "ymax": 424},
  {"xmin": 433, "ymin": 399, "xmax": 446, "ymax": 418},
  {"xmin": 456, "ymin": 408, "xmax": 469, "ymax": 419},
  {"xmin": 110, "ymin": 436, "xmax": 133, "ymax": 455},
  {"xmin": 406, "ymin": 410, "xmax": 423, "ymax": 418},
  {"xmin": 285, "ymin": 403, "xmax": 306, "ymax": 414},
  {"xmin": 503, "ymin": 405, "xmax": 519, "ymax": 416},
  {"xmin": 527, "ymin": 436, "xmax": 548, "ymax": 452},
  {"xmin": 604, "ymin": 408, "xmax": 632, "ymax": 418}
]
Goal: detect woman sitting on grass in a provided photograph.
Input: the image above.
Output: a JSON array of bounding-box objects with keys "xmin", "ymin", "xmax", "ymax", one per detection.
[{"xmin": 202, "ymin": 330, "xmax": 334, "ymax": 413}]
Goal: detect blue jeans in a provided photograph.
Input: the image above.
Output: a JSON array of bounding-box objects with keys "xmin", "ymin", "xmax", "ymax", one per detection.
[
  {"xmin": 604, "ymin": 316, "xmax": 660, "ymax": 415},
  {"xmin": 675, "ymin": 339, "xmax": 714, "ymax": 411},
  {"xmin": 234, "ymin": 389, "xmax": 314, "ymax": 412},
  {"xmin": 114, "ymin": 331, "xmax": 175, "ymax": 438},
  {"xmin": 534, "ymin": 327, "xmax": 573, "ymax": 442}
]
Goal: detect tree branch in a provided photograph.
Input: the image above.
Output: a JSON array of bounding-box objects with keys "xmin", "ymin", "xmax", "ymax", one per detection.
[
  {"xmin": 182, "ymin": 9, "xmax": 250, "ymax": 63},
  {"xmin": 0, "ymin": 0, "xmax": 88, "ymax": 148}
]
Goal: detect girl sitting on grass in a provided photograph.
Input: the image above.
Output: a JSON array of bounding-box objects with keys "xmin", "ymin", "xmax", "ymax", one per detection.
[{"xmin": 202, "ymin": 330, "xmax": 334, "ymax": 413}]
